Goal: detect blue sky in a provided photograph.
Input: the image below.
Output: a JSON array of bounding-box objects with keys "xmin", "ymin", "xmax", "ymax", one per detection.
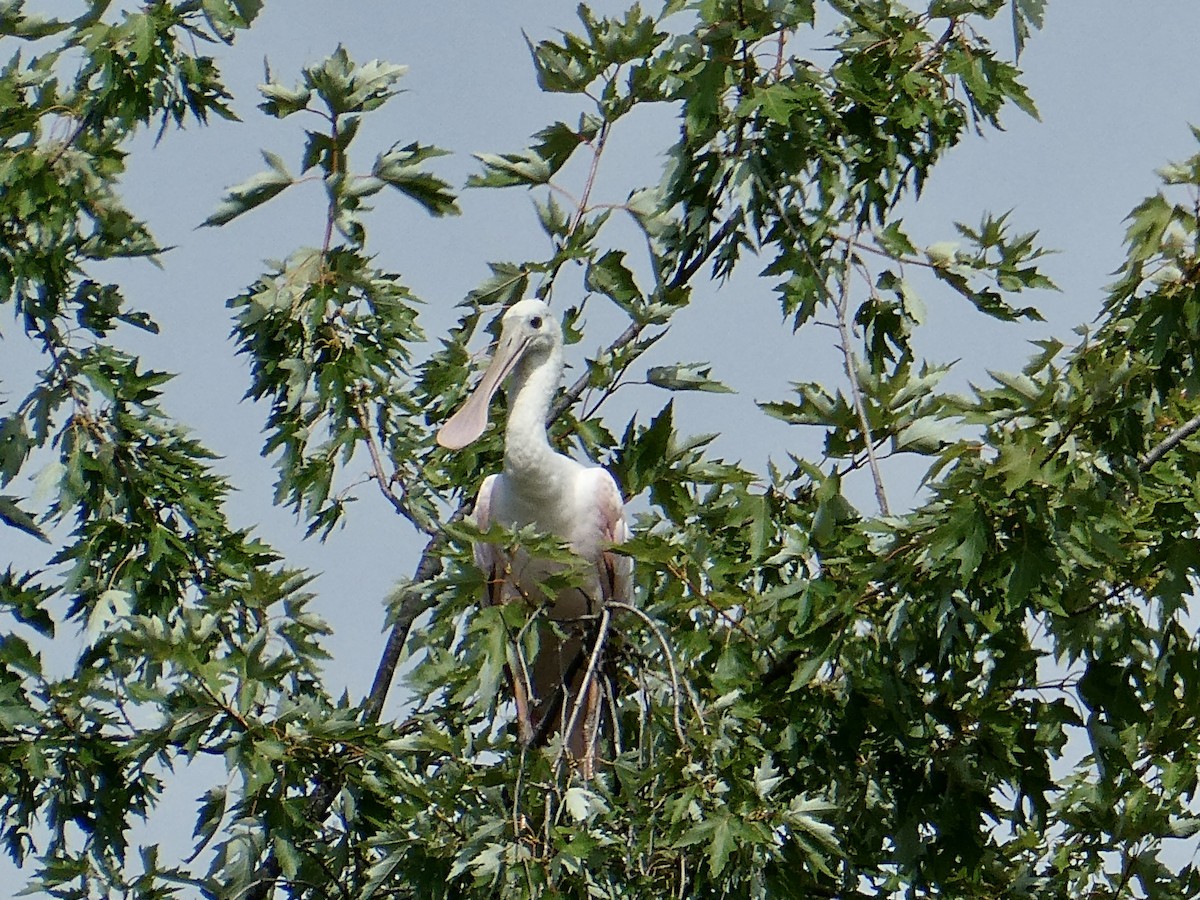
[{"xmin": 4, "ymin": 0, "xmax": 1200, "ymax": 889}]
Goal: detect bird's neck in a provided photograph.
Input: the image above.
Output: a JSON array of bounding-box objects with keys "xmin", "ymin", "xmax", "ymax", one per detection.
[{"xmin": 504, "ymin": 347, "xmax": 562, "ymax": 482}]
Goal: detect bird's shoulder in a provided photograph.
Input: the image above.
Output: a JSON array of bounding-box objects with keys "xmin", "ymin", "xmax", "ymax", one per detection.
[{"xmin": 572, "ymin": 465, "xmax": 629, "ymax": 541}]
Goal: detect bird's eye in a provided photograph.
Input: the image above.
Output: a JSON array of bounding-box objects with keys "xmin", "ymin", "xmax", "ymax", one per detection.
[{"xmin": 530, "ymin": 316, "xmax": 543, "ymax": 329}]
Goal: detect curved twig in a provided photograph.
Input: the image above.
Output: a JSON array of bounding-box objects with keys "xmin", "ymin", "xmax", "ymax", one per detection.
[{"xmin": 607, "ymin": 602, "xmax": 692, "ymax": 745}]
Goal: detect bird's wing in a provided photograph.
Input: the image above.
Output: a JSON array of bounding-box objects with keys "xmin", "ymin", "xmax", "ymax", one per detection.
[
  {"xmin": 593, "ymin": 469, "xmax": 632, "ymax": 605},
  {"xmin": 472, "ymin": 474, "xmax": 505, "ymax": 606}
]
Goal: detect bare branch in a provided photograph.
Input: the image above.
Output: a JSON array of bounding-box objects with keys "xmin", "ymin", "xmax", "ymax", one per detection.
[
  {"xmin": 833, "ymin": 239, "xmax": 890, "ymax": 516},
  {"xmin": 831, "ymin": 230, "xmax": 939, "ymax": 269},
  {"xmin": 750, "ymin": 164, "xmax": 889, "ymax": 513},
  {"xmin": 362, "ymin": 536, "xmax": 445, "ymax": 724},
  {"xmin": 352, "ymin": 399, "xmax": 436, "ymax": 536},
  {"xmin": 550, "ymin": 218, "xmax": 741, "ymax": 423},
  {"xmin": 568, "ymin": 121, "xmax": 610, "ymax": 235},
  {"xmin": 1140, "ymin": 410, "xmax": 1200, "ymax": 470}
]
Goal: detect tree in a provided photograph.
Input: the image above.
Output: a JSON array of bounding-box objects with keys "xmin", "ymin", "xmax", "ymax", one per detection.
[{"xmin": 3, "ymin": 0, "xmax": 1200, "ymax": 896}]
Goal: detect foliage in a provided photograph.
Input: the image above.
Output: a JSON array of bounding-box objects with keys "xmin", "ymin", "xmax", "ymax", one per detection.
[{"xmin": 3, "ymin": 1, "xmax": 1200, "ymax": 898}]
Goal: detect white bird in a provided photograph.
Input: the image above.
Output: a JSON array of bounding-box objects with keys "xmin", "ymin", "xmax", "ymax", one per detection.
[{"xmin": 437, "ymin": 298, "xmax": 631, "ymax": 778}]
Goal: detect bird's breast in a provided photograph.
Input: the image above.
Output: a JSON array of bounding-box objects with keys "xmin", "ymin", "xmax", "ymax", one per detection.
[{"xmin": 488, "ymin": 470, "xmax": 608, "ymax": 620}]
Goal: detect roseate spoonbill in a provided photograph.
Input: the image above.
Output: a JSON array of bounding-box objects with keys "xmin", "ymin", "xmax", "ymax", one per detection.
[{"xmin": 438, "ymin": 298, "xmax": 631, "ymax": 777}]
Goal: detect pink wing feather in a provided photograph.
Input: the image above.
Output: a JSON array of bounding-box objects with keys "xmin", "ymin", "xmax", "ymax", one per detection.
[
  {"xmin": 471, "ymin": 474, "xmax": 505, "ymax": 606},
  {"xmin": 592, "ymin": 469, "xmax": 632, "ymax": 605}
]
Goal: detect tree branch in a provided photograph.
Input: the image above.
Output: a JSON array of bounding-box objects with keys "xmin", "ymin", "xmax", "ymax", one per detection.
[
  {"xmin": 568, "ymin": 121, "xmax": 609, "ymax": 234},
  {"xmin": 608, "ymin": 601, "xmax": 693, "ymax": 746},
  {"xmin": 751, "ymin": 164, "xmax": 889, "ymax": 514},
  {"xmin": 833, "ymin": 239, "xmax": 890, "ymax": 516},
  {"xmin": 362, "ymin": 534, "xmax": 446, "ymax": 724},
  {"xmin": 551, "ymin": 606, "xmax": 612, "ymax": 777},
  {"xmin": 352, "ymin": 398, "xmax": 436, "ymax": 536},
  {"xmin": 550, "ymin": 217, "xmax": 741, "ymax": 422},
  {"xmin": 1140, "ymin": 410, "xmax": 1200, "ymax": 470}
]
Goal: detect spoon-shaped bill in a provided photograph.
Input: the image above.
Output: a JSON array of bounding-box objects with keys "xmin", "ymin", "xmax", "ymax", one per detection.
[{"xmin": 437, "ymin": 332, "xmax": 530, "ymax": 450}]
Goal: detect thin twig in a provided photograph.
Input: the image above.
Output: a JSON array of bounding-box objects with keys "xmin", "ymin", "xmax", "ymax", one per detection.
[
  {"xmin": 913, "ymin": 18, "xmax": 959, "ymax": 73},
  {"xmin": 568, "ymin": 121, "xmax": 609, "ymax": 235},
  {"xmin": 773, "ymin": 28, "xmax": 787, "ymax": 80},
  {"xmin": 513, "ymin": 741, "xmax": 528, "ymax": 850},
  {"xmin": 46, "ymin": 111, "xmax": 92, "ymax": 167},
  {"xmin": 833, "ymin": 238, "xmax": 890, "ymax": 516},
  {"xmin": 550, "ymin": 221, "xmax": 741, "ymax": 424},
  {"xmin": 553, "ymin": 323, "xmax": 641, "ymax": 424},
  {"xmin": 832, "ymin": 230, "xmax": 939, "ymax": 269},
  {"xmin": 552, "ymin": 607, "xmax": 612, "ymax": 777},
  {"xmin": 752, "ymin": 164, "xmax": 890, "ymax": 513},
  {"xmin": 529, "ymin": 637, "xmax": 590, "ymax": 751},
  {"xmin": 667, "ymin": 561, "xmax": 776, "ymax": 666},
  {"xmin": 607, "ymin": 602, "xmax": 692, "ymax": 746},
  {"xmin": 603, "ymin": 675, "xmax": 622, "ymax": 758},
  {"xmin": 352, "ymin": 399, "xmax": 436, "ymax": 536}
]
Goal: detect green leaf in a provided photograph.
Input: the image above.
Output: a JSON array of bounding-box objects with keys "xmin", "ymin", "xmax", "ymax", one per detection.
[
  {"xmin": 0, "ymin": 495, "xmax": 48, "ymax": 542},
  {"xmin": 563, "ymin": 786, "xmax": 607, "ymax": 823},
  {"xmin": 531, "ymin": 118, "xmax": 598, "ymax": 174},
  {"xmin": 525, "ymin": 32, "xmax": 597, "ymax": 93},
  {"xmin": 372, "ymin": 142, "xmax": 460, "ymax": 216},
  {"xmin": 258, "ymin": 76, "xmax": 312, "ymax": 118},
  {"xmin": 754, "ymin": 754, "xmax": 783, "ymax": 800},
  {"xmin": 708, "ymin": 815, "xmax": 735, "ymax": 876},
  {"xmin": 1011, "ymin": 0, "xmax": 1047, "ymax": 58},
  {"xmin": 465, "ymin": 263, "xmax": 531, "ymax": 308},
  {"xmin": 306, "ymin": 47, "xmax": 408, "ymax": 115},
  {"xmin": 468, "ymin": 151, "xmax": 553, "ymax": 188},
  {"xmin": 1124, "ymin": 193, "xmax": 1174, "ymax": 263},
  {"xmin": 930, "ymin": 0, "xmax": 1000, "ymax": 17},
  {"xmin": 85, "ymin": 588, "xmax": 133, "ymax": 644},
  {"xmin": 893, "ymin": 416, "xmax": 954, "ymax": 454},
  {"xmin": 202, "ymin": 0, "xmax": 263, "ymax": 42},
  {"xmin": 646, "ymin": 362, "xmax": 733, "ymax": 393},
  {"xmin": 202, "ymin": 154, "xmax": 294, "ymax": 226},
  {"xmin": 585, "ymin": 250, "xmax": 642, "ymax": 314}
]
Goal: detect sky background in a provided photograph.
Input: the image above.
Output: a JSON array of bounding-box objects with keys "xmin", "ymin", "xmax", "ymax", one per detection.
[{"xmin": 4, "ymin": 0, "xmax": 1200, "ymax": 890}]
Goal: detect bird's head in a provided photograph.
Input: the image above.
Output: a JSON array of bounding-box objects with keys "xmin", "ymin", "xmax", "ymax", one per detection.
[
  {"xmin": 500, "ymin": 298, "xmax": 561, "ymax": 360},
  {"xmin": 437, "ymin": 299, "xmax": 562, "ymax": 450}
]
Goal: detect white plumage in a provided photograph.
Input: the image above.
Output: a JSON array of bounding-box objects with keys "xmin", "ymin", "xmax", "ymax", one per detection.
[{"xmin": 438, "ymin": 298, "xmax": 631, "ymax": 776}]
